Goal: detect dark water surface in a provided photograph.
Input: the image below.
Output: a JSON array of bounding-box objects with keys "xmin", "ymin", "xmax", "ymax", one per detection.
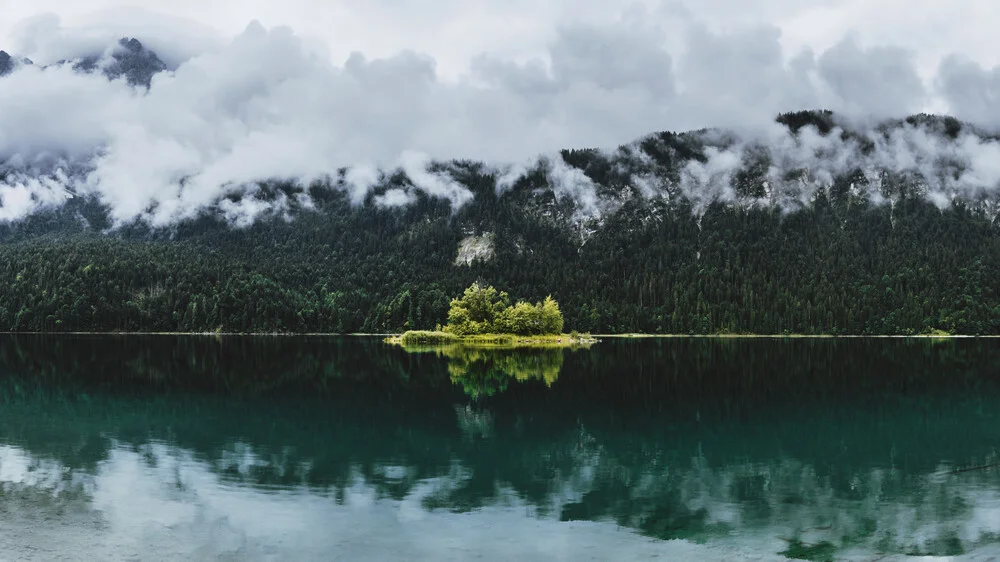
[{"xmin": 1, "ymin": 336, "xmax": 1000, "ymax": 560}]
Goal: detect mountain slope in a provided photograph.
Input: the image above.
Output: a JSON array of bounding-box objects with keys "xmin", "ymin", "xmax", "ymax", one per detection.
[{"xmin": 0, "ymin": 135, "xmax": 998, "ymax": 335}]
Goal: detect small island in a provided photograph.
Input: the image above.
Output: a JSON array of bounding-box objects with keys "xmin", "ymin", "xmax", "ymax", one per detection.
[{"xmin": 385, "ymin": 283, "xmax": 597, "ymax": 348}]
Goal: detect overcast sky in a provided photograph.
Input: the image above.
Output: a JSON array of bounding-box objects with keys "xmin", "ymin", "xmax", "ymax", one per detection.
[
  {"xmin": 2, "ymin": 1, "xmax": 1000, "ymax": 224},
  {"xmin": 3, "ymin": 0, "xmax": 998, "ymax": 78},
  {"xmin": 3, "ymin": 1, "xmax": 999, "ymax": 131}
]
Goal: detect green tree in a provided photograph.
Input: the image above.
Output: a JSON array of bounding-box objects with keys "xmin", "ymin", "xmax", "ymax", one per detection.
[
  {"xmin": 495, "ymin": 301, "xmax": 542, "ymax": 335},
  {"xmin": 445, "ymin": 284, "xmax": 565, "ymax": 336},
  {"xmin": 539, "ymin": 296, "xmax": 564, "ymax": 335},
  {"xmin": 445, "ymin": 283, "xmax": 510, "ymax": 335}
]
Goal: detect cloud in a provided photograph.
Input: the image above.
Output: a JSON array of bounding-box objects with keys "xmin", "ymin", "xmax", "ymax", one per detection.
[
  {"xmin": 0, "ymin": 62, "xmax": 124, "ymax": 165},
  {"xmin": 652, "ymin": 120, "xmax": 1000, "ymax": 216},
  {"xmin": 0, "ymin": 171, "xmax": 74, "ymax": 221},
  {"xmin": 0, "ymin": 9, "xmax": 997, "ymax": 226},
  {"xmin": 937, "ymin": 55, "xmax": 1000, "ymax": 128},
  {"xmin": 816, "ymin": 36, "xmax": 927, "ymax": 118},
  {"xmin": 9, "ymin": 9, "xmax": 223, "ymax": 68},
  {"xmin": 672, "ymin": 24, "xmax": 813, "ymax": 130}
]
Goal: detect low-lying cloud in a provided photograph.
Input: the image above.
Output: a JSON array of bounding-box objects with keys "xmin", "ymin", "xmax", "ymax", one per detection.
[
  {"xmin": 662, "ymin": 120, "xmax": 1000, "ymax": 215},
  {"xmin": 2, "ymin": 11, "xmax": 1000, "ymax": 226}
]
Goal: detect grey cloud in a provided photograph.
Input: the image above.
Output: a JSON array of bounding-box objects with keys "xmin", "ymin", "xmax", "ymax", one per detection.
[
  {"xmin": 816, "ymin": 36, "xmax": 926, "ymax": 118},
  {"xmin": 460, "ymin": 19, "xmax": 680, "ymax": 156},
  {"xmin": 937, "ymin": 55, "xmax": 1000, "ymax": 128},
  {"xmin": 674, "ymin": 24, "xmax": 813, "ymax": 130},
  {"xmin": 470, "ymin": 56, "xmax": 555, "ymax": 96},
  {"xmin": 549, "ymin": 22, "xmax": 674, "ymax": 95}
]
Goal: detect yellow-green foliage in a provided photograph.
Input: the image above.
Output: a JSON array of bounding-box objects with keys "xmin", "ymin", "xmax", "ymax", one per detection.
[
  {"xmin": 444, "ymin": 283, "xmax": 564, "ymax": 336},
  {"xmin": 387, "ymin": 331, "xmax": 593, "ymax": 349},
  {"xmin": 397, "ymin": 331, "xmax": 460, "ymax": 345},
  {"xmin": 461, "ymin": 333, "xmax": 517, "ymax": 345},
  {"xmin": 445, "ymin": 283, "xmax": 510, "ymax": 336}
]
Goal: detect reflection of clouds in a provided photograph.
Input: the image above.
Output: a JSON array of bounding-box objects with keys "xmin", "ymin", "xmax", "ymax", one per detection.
[
  {"xmin": 964, "ymin": 490, "xmax": 1000, "ymax": 544},
  {"xmin": 0, "ymin": 441, "xmax": 743, "ymax": 561},
  {"xmin": 8, "ymin": 438, "xmax": 1000, "ymax": 560},
  {"xmin": 558, "ymin": 454, "xmax": 1000, "ymax": 558},
  {"xmin": 215, "ymin": 441, "xmax": 315, "ymax": 485},
  {"xmin": 455, "ymin": 404, "xmax": 493, "ymax": 440},
  {"xmin": 0, "ymin": 444, "xmax": 71, "ymax": 489}
]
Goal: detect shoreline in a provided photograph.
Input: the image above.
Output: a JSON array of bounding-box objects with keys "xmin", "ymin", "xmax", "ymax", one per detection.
[
  {"xmin": 384, "ymin": 332, "xmax": 599, "ymax": 348},
  {"xmin": 0, "ymin": 331, "xmax": 987, "ymax": 339},
  {"xmin": 591, "ymin": 333, "xmax": 980, "ymax": 339}
]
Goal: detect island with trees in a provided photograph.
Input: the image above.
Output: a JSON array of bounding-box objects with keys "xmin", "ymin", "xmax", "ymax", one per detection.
[{"xmin": 385, "ymin": 283, "xmax": 596, "ymax": 348}]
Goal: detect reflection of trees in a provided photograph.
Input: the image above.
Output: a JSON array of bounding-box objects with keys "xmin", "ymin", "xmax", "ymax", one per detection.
[
  {"xmin": 0, "ymin": 334, "xmax": 453, "ymax": 397},
  {"xmin": 439, "ymin": 346, "xmax": 564, "ymax": 398},
  {"xmin": 392, "ymin": 343, "xmax": 566, "ymax": 398}
]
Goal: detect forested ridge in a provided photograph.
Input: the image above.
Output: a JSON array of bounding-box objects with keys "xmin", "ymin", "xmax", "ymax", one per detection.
[{"xmin": 3, "ymin": 110, "xmax": 1000, "ymax": 335}]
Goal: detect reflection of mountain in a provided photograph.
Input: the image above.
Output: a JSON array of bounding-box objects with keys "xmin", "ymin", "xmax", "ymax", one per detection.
[
  {"xmin": 0, "ymin": 336, "xmax": 999, "ymax": 557},
  {"xmin": 0, "ymin": 334, "xmax": 452, "ymax": 397}
]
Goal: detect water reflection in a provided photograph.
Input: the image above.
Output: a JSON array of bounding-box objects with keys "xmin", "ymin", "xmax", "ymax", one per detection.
[
  {"xmin": 0, "ymin": 439, "xmax": 714, "ymax": 561},
  {"xmin": 401, "ymin": 344, "xmax": 566, "ymax": 398},
  {"xmin": 0, "ymin": 336, "xmax": 999, "ymax": 559}
]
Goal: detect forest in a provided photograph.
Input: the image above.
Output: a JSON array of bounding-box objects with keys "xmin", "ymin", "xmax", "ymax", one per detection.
[{"xmin": 1, "ymin": 111, "xmax": 1000, "ymax": 335}]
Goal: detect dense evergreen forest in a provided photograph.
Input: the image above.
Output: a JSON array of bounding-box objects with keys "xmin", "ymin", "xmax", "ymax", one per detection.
[{"xmin": 2, "ymin": 111, "xmax": 1000, "ymax": 335}]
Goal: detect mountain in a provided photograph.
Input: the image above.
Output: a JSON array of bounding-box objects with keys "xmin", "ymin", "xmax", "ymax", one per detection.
[
  {"xmin": 0, "ymin": 51, "xmax": 12, "ymax": 76},
  {"xmin": 0, "ymin": 37, "xmax": 166, "ymax": 85},
  {"xmin": 1, "ymin": 38, "xmax": 1000, "ymax": 334},
  {"xmin": 0, "ymin": 50, "xmax": 31, "ymax": 76},
  {"xmin": 68, "ymin": 37, "xmax": 168, "ymax": 87},
  {"xmin": 2, "ymin": 114, "xmax": 1000, "ymax": 336}
]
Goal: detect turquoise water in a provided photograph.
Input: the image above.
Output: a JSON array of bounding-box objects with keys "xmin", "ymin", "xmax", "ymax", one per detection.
[{"xmin": 0, "ymin": 335, "xmax": 999, "ymax": 560}]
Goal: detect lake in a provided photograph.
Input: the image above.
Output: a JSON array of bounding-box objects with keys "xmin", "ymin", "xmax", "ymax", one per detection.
[{"xmin": 1, "ymin": 335, "xmax": 1000, "ymax": 560}]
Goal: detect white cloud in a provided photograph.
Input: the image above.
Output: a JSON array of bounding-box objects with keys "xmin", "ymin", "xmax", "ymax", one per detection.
[{"xmin": 6, "ymin": 9, "xmax": 223, "ymax": 68}]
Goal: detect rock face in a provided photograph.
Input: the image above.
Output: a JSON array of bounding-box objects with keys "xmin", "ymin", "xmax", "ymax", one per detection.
[
  {"xmin": 0, "ymin": 51, "xmax": 12, "ymax": 76},
  {"xmin": 455, "ymin": 233, "xmax": 496, "ymax": 266},
  {"xmin": 106, "ymin": 37, "xmax": 168, "ymax": 88}
]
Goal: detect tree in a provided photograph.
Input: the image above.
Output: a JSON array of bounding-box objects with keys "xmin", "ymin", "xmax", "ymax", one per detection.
[
  {"xmin": 445, "ymin": 283, "xmax": 510, "ymax": 335},
  {"xmin": 446, "ymin": 284, "xmax": 565, "ymax": 336},
  {"xmin": 539, "ymin": 296, "xmax": 564, "ymax": 334},
  {"xmin": 495, "ymin": 301, "xmax": 542, "ymax": 335}
]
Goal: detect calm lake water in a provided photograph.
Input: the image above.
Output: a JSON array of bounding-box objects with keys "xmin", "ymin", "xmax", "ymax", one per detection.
[{"xmin": 1, "ymin": 335, "xmax": 1000, "ymax": 560}]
